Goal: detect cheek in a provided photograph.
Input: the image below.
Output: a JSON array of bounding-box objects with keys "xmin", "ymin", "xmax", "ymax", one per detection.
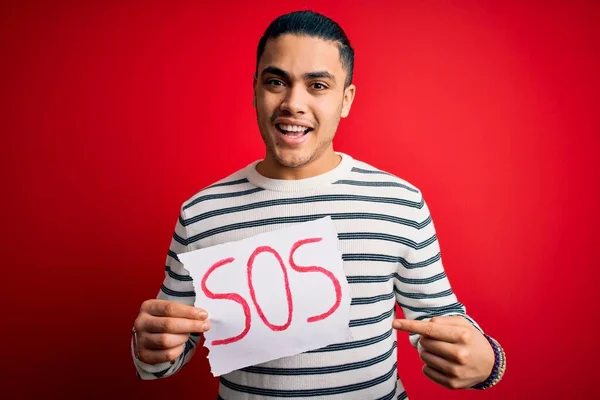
[
  {"xmin": 257, "ymin": 96, "xmax": 281, "ymax": 120},
  {"xmin": 315, "ymin": 105, "xmax": 341, "ymax": 129}
]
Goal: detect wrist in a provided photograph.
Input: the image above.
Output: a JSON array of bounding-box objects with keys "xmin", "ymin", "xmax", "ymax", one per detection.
[{"xmin": 471, "ymin": 334, "xmax": 506, "ymax": 390}]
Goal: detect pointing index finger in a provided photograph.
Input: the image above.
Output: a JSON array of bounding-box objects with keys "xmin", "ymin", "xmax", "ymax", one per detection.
[{"xmin": 393, "ymin": 319, "xmax": 462, "ymax": 343}]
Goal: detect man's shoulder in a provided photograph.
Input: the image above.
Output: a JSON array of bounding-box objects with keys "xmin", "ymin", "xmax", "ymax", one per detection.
[
  {"xmin": 179, "ymin": 163, "xmax": 258, "ymax": 214},
  {"xmin": 346, "ymin": 156, "xmax": 423, "ymax": 198}
]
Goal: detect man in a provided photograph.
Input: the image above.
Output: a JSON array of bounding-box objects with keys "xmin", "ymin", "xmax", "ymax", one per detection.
[{"xmin": 131, "ymin": 10, "xmax": 505, "ymax": 399}]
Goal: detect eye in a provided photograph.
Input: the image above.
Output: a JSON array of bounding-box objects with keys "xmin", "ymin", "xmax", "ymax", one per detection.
[
  {"xmin": 266, "ymin": 79, "xmax": 286, "ymax": 87},
  {"xmin": 311, "ymin": 82, "xmax": 328, "ymax": 90}
]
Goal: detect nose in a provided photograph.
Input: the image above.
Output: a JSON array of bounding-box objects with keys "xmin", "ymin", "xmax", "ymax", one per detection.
[{"xmin": 279, "ymin": 84, "xmax": 307, "ymax": 115}]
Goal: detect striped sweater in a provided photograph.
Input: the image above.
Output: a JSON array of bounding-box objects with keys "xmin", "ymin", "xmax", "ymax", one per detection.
[{"xmin": 132, "ymin": 152, "xmax": 480, "ymax": 399}]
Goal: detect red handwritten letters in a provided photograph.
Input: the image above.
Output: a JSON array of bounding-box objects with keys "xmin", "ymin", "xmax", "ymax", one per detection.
[
  {"xmin": 247, "ymin": 246, "xmax": 294, "ymax": 332},
  {"xmin": 289, "ymin": 238, "xmax": 342, "ymax": 323},
  {"xmin": 201, "ymin": 237, "xmax": 343, "ymax": 346},
  {"xmin": 200, "ymin": 257, "xmax": 252, "ymax": 346}
]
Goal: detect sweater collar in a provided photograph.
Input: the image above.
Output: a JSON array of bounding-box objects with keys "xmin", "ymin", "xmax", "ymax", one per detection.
[{"xmin": 245, "ymin": 152, "xmax": 353, "ymax": 192}]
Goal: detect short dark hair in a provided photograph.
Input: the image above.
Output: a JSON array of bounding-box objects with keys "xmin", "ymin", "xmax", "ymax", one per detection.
[{"xmin": 255, "ymin": 10, "xmax": 355, "ymax": 88}]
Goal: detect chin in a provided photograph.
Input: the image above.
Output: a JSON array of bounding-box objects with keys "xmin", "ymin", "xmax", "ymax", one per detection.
[{"xmin": 273, "ymin": 150, "xmax": 314, "ymax": 168}]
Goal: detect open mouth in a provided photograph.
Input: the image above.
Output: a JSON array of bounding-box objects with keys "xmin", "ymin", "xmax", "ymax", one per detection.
[{"xmin": 276, "ymin": 124, "xmax": 313, "ymax": 137}]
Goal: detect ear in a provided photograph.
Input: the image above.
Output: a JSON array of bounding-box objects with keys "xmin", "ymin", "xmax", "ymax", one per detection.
[
  {"xmin": 252, "ymin": 76, "xmax": 257, "ymax": 108},
  {"xmin": 341, "ymin": 84, "xmax": 356, "ymax": 118}
]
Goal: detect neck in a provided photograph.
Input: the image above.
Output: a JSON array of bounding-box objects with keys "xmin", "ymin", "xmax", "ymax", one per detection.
[{"xmin": 257, "ymin": 149, "xmax": 341, "ymax": 180}]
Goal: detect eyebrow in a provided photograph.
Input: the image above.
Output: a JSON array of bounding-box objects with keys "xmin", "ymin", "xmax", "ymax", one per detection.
[{"xmin": 260, "ymin": 66, "xmax": 336, "ymax": 82}]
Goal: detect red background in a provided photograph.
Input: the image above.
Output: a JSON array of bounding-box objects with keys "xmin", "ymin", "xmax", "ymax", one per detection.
[{"xmin": 2, "ymin": 0, "xmax": 599, "ymax": 398}]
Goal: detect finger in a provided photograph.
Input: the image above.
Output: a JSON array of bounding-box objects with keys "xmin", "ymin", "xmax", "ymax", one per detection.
[
  {"xmin": 141, "ymin": 299, "xmax": 208, "ymax": 320},
  {"xmin": 138, "ymin": 344, "xmax": 185, "ymax": 365},
  {"xmin": 422, "ymin": 365, "xmax": 457, "ymax": 390},
  {"xmin": 420, "ymin": 349, "xmax": 462, "ymax": 378},
  {"xmin": 393, "ymin": 319, "xmax": 463, "ymax": 343},
  {"xmin": 430, "ymin": 315, "xmax": 470, "ymax": 327},
  {"xmin": 419, "ymin": 337, "xmax": 471, "ymax": 364},
  {"xmin": 143, "ymin": 316, "xmax": 207, "ymax": 334},
  {"xmin": 139, "ymin": 332, "xmax": 189, "ymax": 350}
]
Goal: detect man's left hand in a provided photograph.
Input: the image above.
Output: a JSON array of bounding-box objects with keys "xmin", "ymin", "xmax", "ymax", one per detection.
[{"xmin": 392, "ymin": 316, "xmax": 494, "ymax": 390}]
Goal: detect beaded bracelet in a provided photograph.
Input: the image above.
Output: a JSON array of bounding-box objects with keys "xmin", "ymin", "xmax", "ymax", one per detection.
[{"xmin": 471, "ymin": 334, "xmax": 506, "ymax": 390}]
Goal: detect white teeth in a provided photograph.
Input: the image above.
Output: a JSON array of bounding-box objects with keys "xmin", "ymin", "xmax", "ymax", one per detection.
[{"xmin": 278, "ymin": 124, "xmax": 309, "ymax": 132}]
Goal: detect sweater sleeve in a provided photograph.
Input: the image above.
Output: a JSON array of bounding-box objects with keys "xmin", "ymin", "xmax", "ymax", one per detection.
[
  {"xmin": 394, "ymin": 194, "xmax": 482, "ymax": 348},
  {"xmin": 132, "ymin": 207, "xmax": 202, "ymax": 379}
]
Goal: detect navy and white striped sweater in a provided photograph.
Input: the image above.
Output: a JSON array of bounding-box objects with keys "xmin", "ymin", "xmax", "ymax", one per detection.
[{"xmin": 132, "ymin": 152, "xmax": 480, "ymax": 399}]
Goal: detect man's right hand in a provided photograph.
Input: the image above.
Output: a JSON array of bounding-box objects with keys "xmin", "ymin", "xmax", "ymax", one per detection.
[{"xmin": 133, "ymin": 299, "xmax": 210, "ymax": 365}]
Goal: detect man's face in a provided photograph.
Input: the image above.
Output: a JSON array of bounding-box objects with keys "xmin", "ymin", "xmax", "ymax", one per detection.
[{"xmin": 253, "ymin": 34, "xmax": 355, "ymax": 170}]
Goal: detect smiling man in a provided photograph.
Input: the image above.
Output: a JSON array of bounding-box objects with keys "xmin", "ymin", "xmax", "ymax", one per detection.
[
  {"xmin": 253, "ymin": 33, "xmax": 355, "ymax": 180},
  {"xmin": 131, "ymin": 10, "xmax": 505, "ymax": 399}
]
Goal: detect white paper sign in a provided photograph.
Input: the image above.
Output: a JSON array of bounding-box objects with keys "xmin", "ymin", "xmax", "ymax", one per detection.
[{"xmin": 178, "ymin": 216, "xmax": 352, "ymax": 376}]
